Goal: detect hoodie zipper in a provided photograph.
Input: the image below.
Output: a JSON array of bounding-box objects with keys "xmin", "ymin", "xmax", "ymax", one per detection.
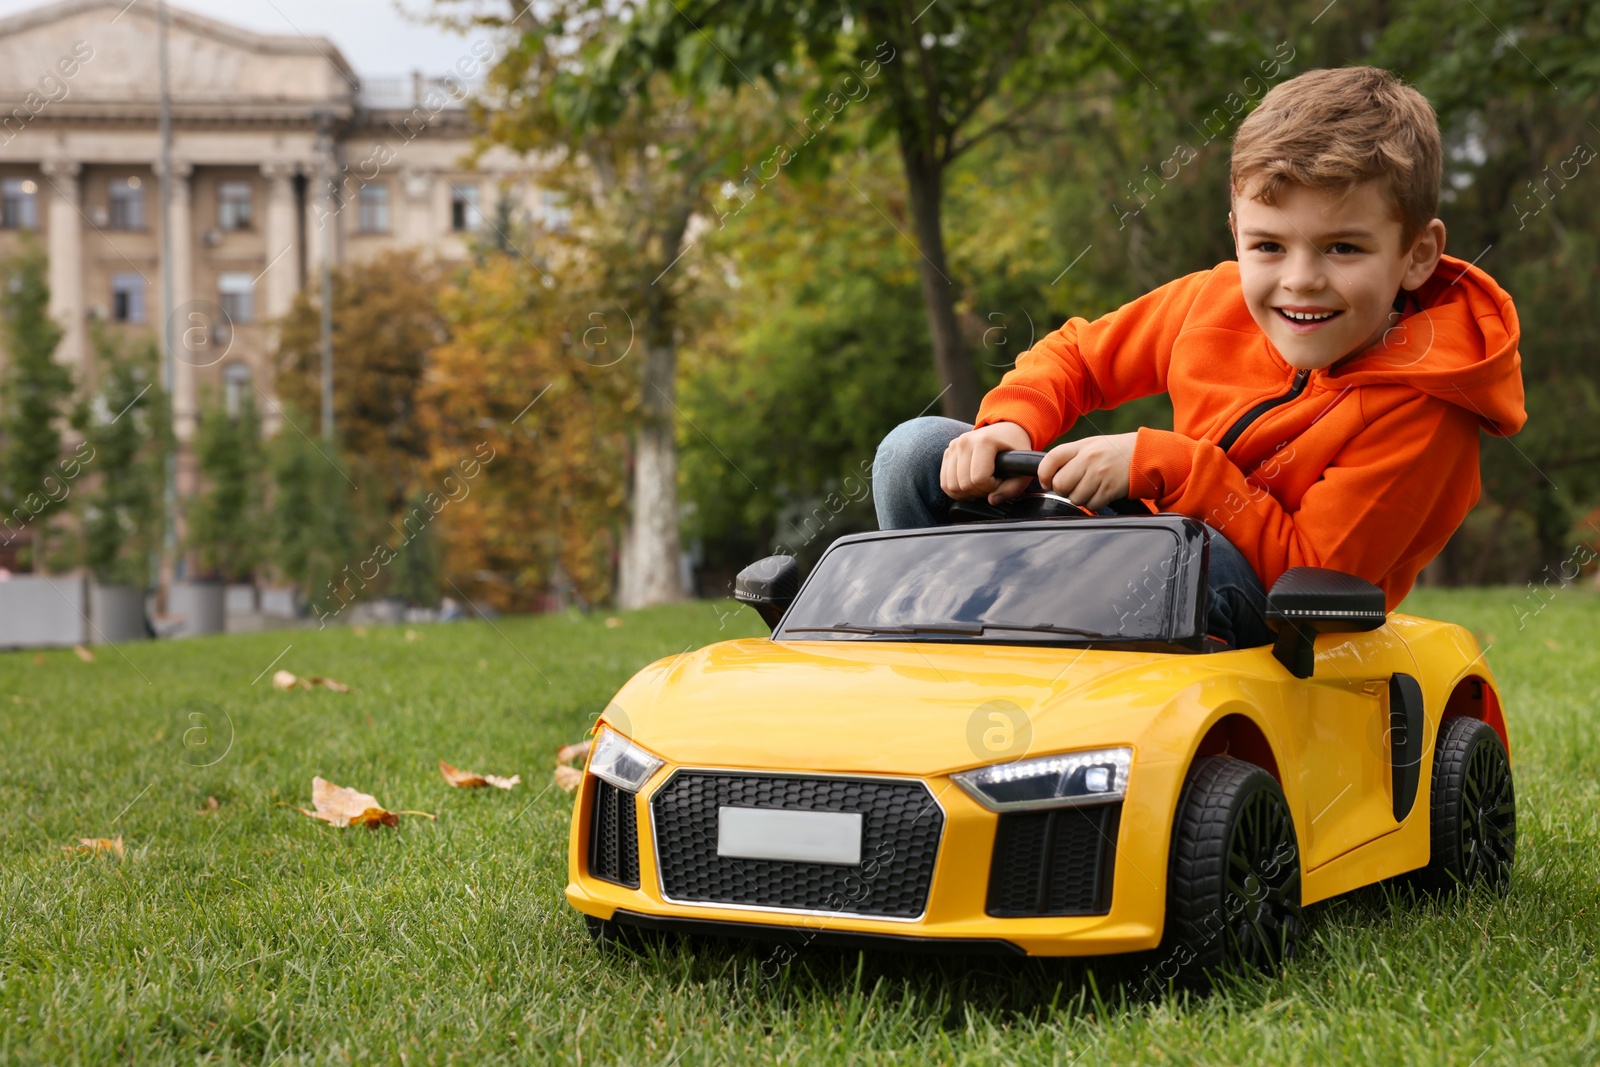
[{"xmin": 1216, "ymin": 369, "xmax": 1310, "ymax": 455}]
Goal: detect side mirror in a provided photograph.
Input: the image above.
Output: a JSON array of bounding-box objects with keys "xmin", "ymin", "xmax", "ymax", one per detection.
[
  {"xmin": 1264, "ymin": 567, "xmax": 1386, "ymax": 678},
  {"xmin": 734, "ymin": 554, "xmax": 800, "ymax": 631}
]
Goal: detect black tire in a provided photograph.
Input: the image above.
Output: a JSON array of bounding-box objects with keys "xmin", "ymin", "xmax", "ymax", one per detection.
[
  {"xmin": 1414, "ymin": 717, "xmax": 1516, "ymax": 895},
  {"xmin": 1157, "ymin": 756, "xmax": 1303, "ymax": 987}
]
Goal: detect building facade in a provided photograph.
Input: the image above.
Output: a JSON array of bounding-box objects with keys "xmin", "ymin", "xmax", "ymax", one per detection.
[{"xmin": 0, "ymin": 0, "xmax": 538, "ymax": 512}]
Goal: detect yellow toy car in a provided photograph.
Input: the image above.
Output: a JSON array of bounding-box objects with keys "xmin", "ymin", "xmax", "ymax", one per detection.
[{"xmin": 565, "ymin": 453, "xmax": 1515, "ymax": 982}]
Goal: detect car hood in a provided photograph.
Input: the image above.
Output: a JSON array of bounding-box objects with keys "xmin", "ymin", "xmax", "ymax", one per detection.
[{"xmin": 605, "ymin": 637, "xmax": 1252, "ymax": 777}]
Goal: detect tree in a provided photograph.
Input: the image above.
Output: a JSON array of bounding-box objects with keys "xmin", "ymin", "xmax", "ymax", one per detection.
[
  {"xmin": 186, "ymin": 390, "xmax": 265, "ymax": 582},
  {"xmin": 418, "ymin": 249, "xmax": 631, "ymax": 611},
  {"xmin": 565, "ymin": 1, "xmax": 1208, "ymax": 421},
  {"xmin": 267, "ymin": 410, "xmax": 362, "ymax": 622},
  {"xmin": 274, "ymin": 249, "xmax": 447, "ymax": 520},
  {"xmin": 1372, "ymin": 0, "xmax": 1600, "ymax": 576},
  {"xmin": 70, "ymin": 327, "xmax": 170, "ymax": 587},
  {"xmin": 679, "ymin": 150, "xmax": 934, "ymax": 577},
  {"xmin": 432, "ymin": 0, "xmax": 785, "ymax": 607},
  {"xmin": 0, "ymin": 242, "xmax": 73, "ymax": 570}
]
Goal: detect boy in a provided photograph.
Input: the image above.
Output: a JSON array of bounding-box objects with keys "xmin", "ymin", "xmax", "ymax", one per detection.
[{"xmin": 873, "ymin": 66, "xmax": 1526, "ymax": 649}]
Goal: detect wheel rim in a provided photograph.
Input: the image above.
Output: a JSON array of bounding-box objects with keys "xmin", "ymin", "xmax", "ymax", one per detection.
[
  {"xmin": 1459, "ymin": 734, "xmax": 1516, "ymax": 891},
  {"xmin": 1224, "ymin": 787, "xmax": 1302, "ymax": 971}
]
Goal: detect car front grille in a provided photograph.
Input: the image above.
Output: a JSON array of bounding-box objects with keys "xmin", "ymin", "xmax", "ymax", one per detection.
[
  {"xmin": 588, "ymin": 778, "xmax": 640, "ymax": 888},
  {"xmin": 986, "ymin": 802, "xmax": 1120, "ymax": 917},
  {"xmin": 651, "ymin": 772, "xmax": 943, "ymax": 919}
]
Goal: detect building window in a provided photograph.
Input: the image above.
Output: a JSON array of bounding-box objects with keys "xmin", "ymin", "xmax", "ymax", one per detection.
[
  {"xmin": 450, "ymin": 182, "xmax": 481, "ymax": 232},
  {"xmin": 223, "ymin": 361, "xmax": 253, "ymax": 418},
  {"xmin": 539, "ymin": 189, "xmax": 571, "ymax": 233},
  {"xmin": 218, "ymin": 272, "xmax": 254, "ymax": 324},
  {"xmin": 1, "ymin": 177, "xmax": 38, "ymax": 230},
  {"xmin": 109, "ymin": 176, "xmax": 144, "ymax": 229},
  {"xmin": 358, "ymin": 182, "xmax": 390, "ymax": 233},
  {"xmin": 111, "ymin": 273, "xmax": 145, "ymax": 323},
  {"xmin": 218, "ymin": 180, "xmax": 253, "ymax": 231}
]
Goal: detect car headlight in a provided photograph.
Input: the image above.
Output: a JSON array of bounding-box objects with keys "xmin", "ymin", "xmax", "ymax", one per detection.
[
  {"xmin": 588, "ymin": 726, "xmax": 665, "ymax": 793},
  {"xmin": 953, "ymin": 746, "xmax": 1132, "ymax": 811}
]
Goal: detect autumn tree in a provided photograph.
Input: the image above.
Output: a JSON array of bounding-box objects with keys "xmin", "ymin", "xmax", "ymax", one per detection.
[
  {"xmin": 274, "ymin": 248, "xmax": 447, "ymax": 520},
  {"xmin": 429, "ymin": 0, "xmax": 786, "ymax": 608},
  {"xmin": 419, "ymin": 247, "xmax": 631, "ymax": 611}
]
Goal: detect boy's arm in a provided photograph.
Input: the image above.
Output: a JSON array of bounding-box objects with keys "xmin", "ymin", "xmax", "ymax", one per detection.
[
  {"xmin": 1130, "ymin": 392, "xmax": 1481, "ymax": 610},
  {"xmin": 974, "ymin": 269, "xmax": 1214, "ymax": 450}
]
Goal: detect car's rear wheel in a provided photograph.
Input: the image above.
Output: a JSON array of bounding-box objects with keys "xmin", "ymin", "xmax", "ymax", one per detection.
[
  {"xmin": 1413, "ymin": 716, "xmax": 1515, "ymax": 895},
  {"xmin": 1159, "ymin": 756, "xmax": 1303, "ymax": 987}
]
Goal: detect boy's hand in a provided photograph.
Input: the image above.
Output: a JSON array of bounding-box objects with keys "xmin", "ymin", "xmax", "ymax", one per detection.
[
  {"xmin": 940, "ymin": 421, "xmax": 1035, "ymax": 504},
  {"xmin": 1038, "ymin": 433, "xmax": 1139, "ymax": 511}
]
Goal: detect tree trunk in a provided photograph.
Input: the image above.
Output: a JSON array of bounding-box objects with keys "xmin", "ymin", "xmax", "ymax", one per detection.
[
  {"xmin": 617, "ymin": 330, "xmax": 686, "ymax": 609},
  {"xmin": 900, "ymin": 144, "xmax": 981, "ymax": 423}
]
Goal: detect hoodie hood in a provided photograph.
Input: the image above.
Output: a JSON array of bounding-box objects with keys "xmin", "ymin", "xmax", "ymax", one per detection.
[{"xmin": 1325, "ymin": 253, "xmax": 1527, "ymax": 437}]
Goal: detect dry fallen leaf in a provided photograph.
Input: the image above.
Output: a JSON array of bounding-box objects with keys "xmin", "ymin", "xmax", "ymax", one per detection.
[
  {"xmin": 352, "ymin": 625, "xmax": 368, "ymax": 636},
  {"xmin": 62, "ymin": 836, "xmax": 124, "ymax": 859},
  {"xmin": 272, "ymin": 670, "xmax": 351, "ymax": 692},
  {"xmin": 439, "ymin": 760, "xmax": 520, "ymax": 790},
  {"xmin": 405, "ymin": 629, "xmax": 422, "ymax": 642},
  {"xmin": 199, "ymin": 795, "xmax": 221, "ymax": 814},
  {"xmin": 555, "ymin": 740, "xmax": 592, "ymax": 765},
  {"xmin": 73, "ymin": 644, "xmax": 94, "ymax": 662},
  {"xmin": 295, "ymin": 776, "xmax": 435, "ymax": 829},
  {"xmin": 31, "ymin": 653, "xmax": 43, "ymax": 666},
  {"xmin": 604, "ymin": 616, "xmax": 623, "ymax": 628},
  {"xmin": 553, "ymin": 737, "xmax": 592, "ymax": 792}
]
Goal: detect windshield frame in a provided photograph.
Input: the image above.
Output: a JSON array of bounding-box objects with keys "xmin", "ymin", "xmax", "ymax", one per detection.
[{"xmin": 772, "ymin": 516, "xmax": 1212, "ymax": 652}]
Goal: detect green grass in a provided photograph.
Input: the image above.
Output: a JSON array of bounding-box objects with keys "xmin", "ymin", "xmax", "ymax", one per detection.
[{"xmin": 1, "ymin": 589, "xmax": 1596, "ymax": 1065}]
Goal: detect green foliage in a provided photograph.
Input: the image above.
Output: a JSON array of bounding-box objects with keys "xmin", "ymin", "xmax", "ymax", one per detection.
[
  {"xmin": 437, "ymin": 0, "xmax": 1600, "ymax": 588},
  {"xmin": 0, "ymin": 242, "xmax": 72, "ymax": 570},
  {"xmin": 69, "ymin": 327, "xmax": 170, "ymax": 587},
  {"xmin": 681, "ymin": 163, "xmax": 933, "ymax": 575},
  {"xmin": 185, "ymin": 390, "xmax": 265, "ymax": 583},
  {"xmin": 266, "ymin": 413, "xmax": 360, "ymax": 620}
]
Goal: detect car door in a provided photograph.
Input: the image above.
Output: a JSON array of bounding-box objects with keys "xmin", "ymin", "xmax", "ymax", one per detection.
[{"xmin": 1284, "ymin": 626, "xmax": 1421, "ymax": 870}]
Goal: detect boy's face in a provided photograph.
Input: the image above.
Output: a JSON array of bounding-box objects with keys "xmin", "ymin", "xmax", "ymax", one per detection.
[{"xmin": 1230, "ymin": 178, "xmax": 1446, "ymax": 371}]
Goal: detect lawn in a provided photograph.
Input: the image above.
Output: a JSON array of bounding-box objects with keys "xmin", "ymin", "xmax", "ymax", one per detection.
[{"xmin": 1, "ymin": 589, "xmax": 1596, "ymax": 1065}]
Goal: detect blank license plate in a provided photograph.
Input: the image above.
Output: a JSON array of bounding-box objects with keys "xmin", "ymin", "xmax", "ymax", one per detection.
[{"xmin": 716, "ymin": 806, "xmax": 863, "ymax": 865}]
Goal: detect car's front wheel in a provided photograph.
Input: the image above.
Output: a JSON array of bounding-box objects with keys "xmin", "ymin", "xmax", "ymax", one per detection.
[
  {"xmin": 1158, "ymin": 756, "xmax": 1303, "ymax": 987},
  {"xmin": 1413, "ymin": 716, "xmax": 1516, "ymax": 895}
]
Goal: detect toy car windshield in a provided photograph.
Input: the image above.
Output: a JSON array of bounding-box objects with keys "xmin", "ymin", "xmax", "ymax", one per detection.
[{"xmin": 775, "ymin": 519, "xmax": 1208, "ymax": 651}]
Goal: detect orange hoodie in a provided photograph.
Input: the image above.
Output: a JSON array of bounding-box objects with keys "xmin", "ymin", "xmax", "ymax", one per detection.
[{"xmin": 973, "ymin": 253, "xmax": 1527, "ymax": 610}]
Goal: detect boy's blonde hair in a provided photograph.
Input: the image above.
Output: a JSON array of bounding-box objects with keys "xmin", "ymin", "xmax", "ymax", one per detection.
[{"xmin": 1230, "ymin": 66, "xmax": 1442, "ymax": 246}]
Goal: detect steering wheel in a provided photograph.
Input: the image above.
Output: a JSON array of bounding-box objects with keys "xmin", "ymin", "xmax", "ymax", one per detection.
[{"xmin": 947, "ymin": 450, "xmax": 1151, "ymax": 522}]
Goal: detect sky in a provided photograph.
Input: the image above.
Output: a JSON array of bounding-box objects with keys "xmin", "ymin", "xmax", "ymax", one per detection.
[{"xmin": 0, "ymin": 0, "xmax": 477, "ymax": 77}]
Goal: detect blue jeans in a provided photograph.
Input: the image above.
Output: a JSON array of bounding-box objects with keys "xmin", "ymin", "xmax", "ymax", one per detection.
[{"xmin": 871, "ymin": 416, "xmax": 1275, "ymax": 650}]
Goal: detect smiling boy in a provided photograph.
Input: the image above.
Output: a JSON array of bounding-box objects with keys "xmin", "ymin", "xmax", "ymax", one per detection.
[{"xmin": 873, "ymin": 66, "xmax": 1526, "ymax": 649}]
